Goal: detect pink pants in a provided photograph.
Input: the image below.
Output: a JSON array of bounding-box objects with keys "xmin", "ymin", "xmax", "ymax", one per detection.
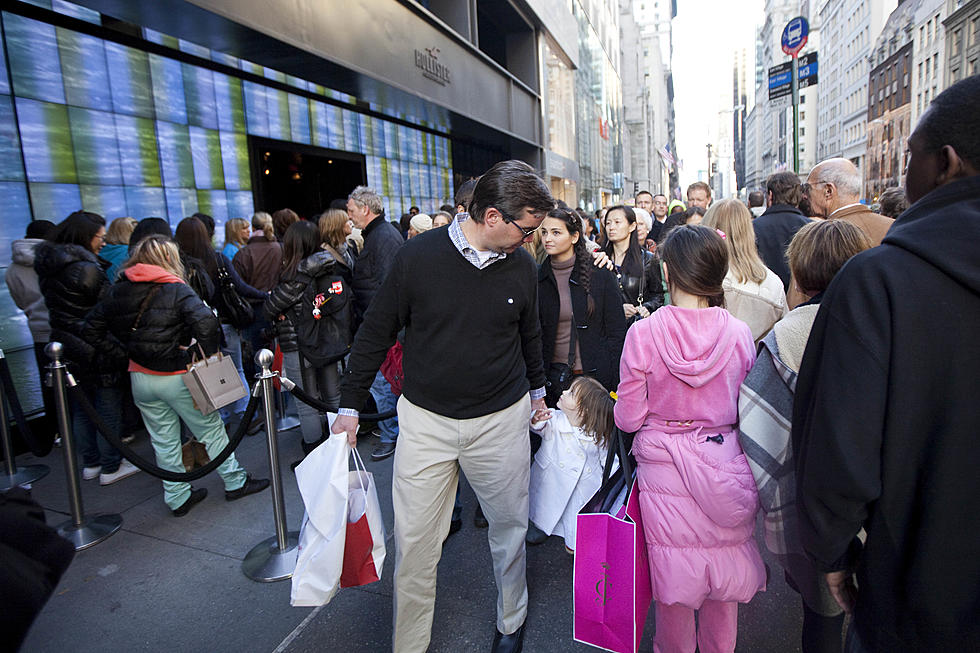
[{"xmin": 653, "ymin": 600, "xmax": 738, "ymax": 653}]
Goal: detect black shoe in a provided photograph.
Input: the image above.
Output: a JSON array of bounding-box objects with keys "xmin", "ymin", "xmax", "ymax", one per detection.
[
  {"xmin": 225, "ymin": 474, "xmax": 270, "ymax": 501},
  {"xmin": 173, "ymin": 487, "xmax": 207, "ymax": 517},
  {"xmin": 525, "ymin": 522, "xmax": 547, "ymax": 545},
  {"xmin": 371, "ymin": 440, "xmax": 396, "ymax": 461},
  {"xmin": 301, "ymin": 435, "xmax": 326, "ymax": 456},
  {"xmin": 474, "ymin": 504, "xmax": 489, "ymax": 528},
  {"xmin": 246, "ymin": 415, "xmax": 265, "ymax": 436},
  {"xmin": 491, "ymin": 622, "xmax": 525, "ymax": 653}
]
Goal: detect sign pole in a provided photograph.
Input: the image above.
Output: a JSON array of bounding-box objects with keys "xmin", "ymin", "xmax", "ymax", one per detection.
[{"xmin": 792, "ymin": 54, "xmax": 800, "ymax": 174}]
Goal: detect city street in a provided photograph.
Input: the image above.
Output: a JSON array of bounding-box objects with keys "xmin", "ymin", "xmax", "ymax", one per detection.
[{"xmin": 19, "ymin": 419, "xmax": 806, "ymax": 653}]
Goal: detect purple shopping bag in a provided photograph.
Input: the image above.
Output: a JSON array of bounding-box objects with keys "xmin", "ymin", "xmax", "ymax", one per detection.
[{"xmin": 573, "ymin": 469, "xmax": 652, "ymax": 653}]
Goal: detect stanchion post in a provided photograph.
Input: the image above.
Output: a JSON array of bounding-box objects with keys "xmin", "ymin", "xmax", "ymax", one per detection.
[
  {"xmin": 242, "ymin": 348, "xmax": 299, "ymax": 582},
  {"xmin": 0, "ymin": 349, "xmax": 50, "ymax": 490},
  {"xmin": 46, "ymin": 342, "xmax": 121, "ymax": 550}
]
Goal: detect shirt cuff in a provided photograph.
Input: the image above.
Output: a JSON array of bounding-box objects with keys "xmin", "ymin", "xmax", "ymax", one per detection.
[
  {"xmin": 338, "ymin": 407, "xmax": 360, "ymax": 418},
  {"xmin": 529, "ymin": 386, "xmax": 546, "ymax": 400}
]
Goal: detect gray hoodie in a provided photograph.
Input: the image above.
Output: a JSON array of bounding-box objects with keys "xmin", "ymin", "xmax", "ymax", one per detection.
[{"xmin": 5, "ymin": 238, "xmax": 50, "ymax": 342}]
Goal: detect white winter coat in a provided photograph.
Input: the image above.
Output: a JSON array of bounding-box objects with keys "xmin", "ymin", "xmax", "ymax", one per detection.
[{"xmin": 528, "ymin": 410, "xmax": 612, "ymax": 550}]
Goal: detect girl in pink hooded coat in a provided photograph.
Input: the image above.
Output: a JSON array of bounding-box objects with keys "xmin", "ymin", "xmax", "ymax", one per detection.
[{"xmin": 614, "ymin": 225, "xmax": 765, "ymax": 653}]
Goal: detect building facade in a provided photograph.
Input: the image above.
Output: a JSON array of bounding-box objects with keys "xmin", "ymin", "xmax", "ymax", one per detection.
[
  {"xmin": 943, "ymin": 0, "xmax": 980, "ymax": 82},
  {"xmin": 0, "ymin": 0, "xmax": 578, "ymax": 409},
  {"xmin": 621, "ymin": 0, "xmax": 674, "ymax": 198},
  {"xmin": 816, "ymin": 0, "xmax": 897, "ymax": 197},
  {"xmin": 911, "ymin": 0, "xmax": 947, "ymax": 127},
  {"xmin": 866, "ymin": 0, "xmax": 915, "ymax": 201}
]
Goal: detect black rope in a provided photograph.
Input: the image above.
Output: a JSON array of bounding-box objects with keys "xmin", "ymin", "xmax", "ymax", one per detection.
[
  {"xmin": 286, "ymin": 381, "xmax": 396, "ymax": 422},
  {"xmin": 0, "ymin": 356, "xmax": 52, "ymax": 457},
  {"xmin": 67, "ymin": 381, "xmax": 262, "ymax": 482}
]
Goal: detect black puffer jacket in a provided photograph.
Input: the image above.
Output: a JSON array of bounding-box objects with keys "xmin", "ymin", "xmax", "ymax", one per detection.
[
  {"xmin": 34, "ymin": 242, "xmax": 126, "ymax": 379},
  {"xmin": 614, "ymin": 249, "xmax": 665, "ymax": 317},
  {"xmin": 351, "ymin": 216, "xmax": 403, "ymax": 324},
  {"xmin": 82, "ymin": 267, "xmax": 220, "ymax": 373},
  {"xmin": 264, "ymin": 251, "xmax": 336, "ymax": 352}
]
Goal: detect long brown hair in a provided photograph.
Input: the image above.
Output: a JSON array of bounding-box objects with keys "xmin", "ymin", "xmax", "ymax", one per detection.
[
  {"xmin": 569, "ymin": 376, "xmax": 615, "ymax": 448},
  {"xmin": 787, "ymin": 219, "xmax": 871, "ymax": 295},
  {"xmin": 546, "ymin": 207, "xmax": 595, "ymax": 315},
  {"xmin": 318, "ymin": 208, "xmax": 349, "ymax": 249},
  {"xmin": 658, "ymin": 224, "xmax": 728, "ymax": 308}
]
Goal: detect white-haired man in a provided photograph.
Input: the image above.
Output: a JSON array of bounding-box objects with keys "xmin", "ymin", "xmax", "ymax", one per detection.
[{"xmin": 802, "ymin": 158, "xmax": 893, "ymax": 245}]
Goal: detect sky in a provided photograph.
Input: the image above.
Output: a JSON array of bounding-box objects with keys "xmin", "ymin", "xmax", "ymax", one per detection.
[{"xmin": 669, "ymin": 0, "xmax": 765, "ymax": 190}]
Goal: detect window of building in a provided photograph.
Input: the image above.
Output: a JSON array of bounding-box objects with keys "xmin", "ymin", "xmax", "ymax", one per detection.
[
  {"xmin": 950, "ymin": 67, "xmax": 960, "ymax": 83},
  {"xmin": 970, "ymin": 58, "xmax": 978, "ymax": 76},
  {"xmin": 952, "ymin": 29, "xmax": 962, "ymax": 56}
]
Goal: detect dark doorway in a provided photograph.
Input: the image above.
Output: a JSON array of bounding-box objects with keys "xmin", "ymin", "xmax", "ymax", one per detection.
[{"xmin": 249, "ymin": 137, "xmax": 366, "ymax": 220}]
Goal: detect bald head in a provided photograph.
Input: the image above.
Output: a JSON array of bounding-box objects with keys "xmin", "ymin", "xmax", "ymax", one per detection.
[{"xmin": 805, "ymin": 158, "xmax": 863, "ymax": 217}]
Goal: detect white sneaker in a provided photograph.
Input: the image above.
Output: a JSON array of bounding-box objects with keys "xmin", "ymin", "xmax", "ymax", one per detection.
[
  {"xmin": 100, "ymin": 459, "xmax": 140, "ymax": 485},
  {"xmin": 82, "ymin": 465, "xmax": 102, "ymax": 480}
]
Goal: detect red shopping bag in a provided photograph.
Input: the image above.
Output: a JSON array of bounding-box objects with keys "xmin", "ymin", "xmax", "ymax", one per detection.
[
  {"xmin": 573, "ymin": 467, "xmax": 652, "ymax": 653},
  {"xmin": 339, "ymin": 448, "xmax": 386, "ymax": 588}
]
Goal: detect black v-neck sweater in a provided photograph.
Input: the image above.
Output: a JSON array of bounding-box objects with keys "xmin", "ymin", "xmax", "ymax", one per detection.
[{"xmin": 339, "ymin": 227, "xmax": 546, "ymax": 419}]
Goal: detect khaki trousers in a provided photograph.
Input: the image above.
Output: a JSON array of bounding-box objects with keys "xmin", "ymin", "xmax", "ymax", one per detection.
[{"xmin": 392, "ymin": 395, "xmax": 531, "ymax": 653}]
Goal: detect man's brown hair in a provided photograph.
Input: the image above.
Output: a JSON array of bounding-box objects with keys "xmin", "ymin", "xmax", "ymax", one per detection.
[{"xmin": 766, "ymin": 171, "xmax": 803, "ymax": 206}]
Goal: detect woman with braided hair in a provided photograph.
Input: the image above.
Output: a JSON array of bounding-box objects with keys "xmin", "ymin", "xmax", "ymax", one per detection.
[{"xmin": 537, "ymin": 207, "xmax": 627, "ymax": 408}]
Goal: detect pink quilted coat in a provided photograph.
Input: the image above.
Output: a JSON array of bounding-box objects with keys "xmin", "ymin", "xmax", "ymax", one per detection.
[{"xmin": 615, "ymin": 305, "xmax": 766, "ymax": 608}]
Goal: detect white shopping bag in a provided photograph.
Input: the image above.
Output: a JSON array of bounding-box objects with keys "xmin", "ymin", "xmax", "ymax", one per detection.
[
  {"xmin": 340, "ymin": 448, "xmax": 386, "ymax": 588},
  {"xmin": 291, "ymin": 414, "xmax": 350, "ymax": 607}
]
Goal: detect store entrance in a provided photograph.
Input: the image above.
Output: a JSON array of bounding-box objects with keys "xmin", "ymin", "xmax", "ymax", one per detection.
[{"xmin": 249, "ymin": 137, "xmax": 366, "ymax": 220}]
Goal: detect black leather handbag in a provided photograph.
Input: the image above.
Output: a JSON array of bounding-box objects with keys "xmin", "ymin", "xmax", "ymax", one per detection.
[{"xmin": 212, "ymin": 255, "xmax": 253, "ymax": 329}]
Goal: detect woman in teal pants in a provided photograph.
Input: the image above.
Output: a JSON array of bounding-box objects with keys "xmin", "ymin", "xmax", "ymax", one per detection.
[{"xmin": 84, "ymin": 235, "xmax": 269, "ymax": 516}]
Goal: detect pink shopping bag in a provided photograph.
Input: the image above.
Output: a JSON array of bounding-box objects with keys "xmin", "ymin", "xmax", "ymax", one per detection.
[{"xmin": 573, "ymin": 470, "xmax": 652, "ymax": 653}]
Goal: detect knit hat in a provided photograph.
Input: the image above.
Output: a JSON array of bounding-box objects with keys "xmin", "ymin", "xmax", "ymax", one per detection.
[{"xmin": 410, "ymin": 213, "xmax": 433, "ymax": 233}]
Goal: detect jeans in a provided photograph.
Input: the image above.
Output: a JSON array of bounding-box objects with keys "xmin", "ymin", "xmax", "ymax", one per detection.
[
  {"xmin": 369, "ymin": 370, "xmax": 399, "ymax": 445},
  {"xmin": 130, "ymin": 372, "xmax": 248, "ymax": 510},
  {"xmin": 281, "ymin": 349, "xmax": 338, "ymax": 445},
  {"xmin": 218, "ymin": 324, "xmax": 249, "ymax": 423},
  {"xmin": 71, "ymin": 382, "xmax": 123, "ymax": 473}
]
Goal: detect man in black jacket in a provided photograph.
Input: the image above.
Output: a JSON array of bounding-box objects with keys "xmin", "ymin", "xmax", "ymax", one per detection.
[
  {"xmin": 346, "ymin": 186, "xmax": 404, "ymax": 460},
  {"xmin": 793, "ymin": 75, "xmax": 980, "ymax": 652},
  {"xmin": 752, "ymin": 171, "xmax": 810, "ymax": 291},
  {"xmin": 334, "ymin": 160, "xmax": 553, "ymax": 653}
]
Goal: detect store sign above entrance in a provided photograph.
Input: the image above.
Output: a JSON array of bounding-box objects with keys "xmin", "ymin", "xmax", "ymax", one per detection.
[{"xmin": 415, "ymin": 46, "xmax": 452, "ymax": 85}]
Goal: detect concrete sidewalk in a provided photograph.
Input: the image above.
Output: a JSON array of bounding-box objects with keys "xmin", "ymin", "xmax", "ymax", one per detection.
[{"xmin": 15, "ymin": 419, "xmax": 804, "ymax": 653}]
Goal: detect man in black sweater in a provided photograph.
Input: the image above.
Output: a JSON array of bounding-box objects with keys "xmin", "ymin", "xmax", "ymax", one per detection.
[
  {"xmin": 334, "ymin": 160, "xmax": 554, "ymax": 653},
  {"xmin": 793, "ymin": 76, "xmax": 980, "ymax": 652},
  {"xmin": 752, "ymin": 171, "xmax": 810, "ymax": 291}
]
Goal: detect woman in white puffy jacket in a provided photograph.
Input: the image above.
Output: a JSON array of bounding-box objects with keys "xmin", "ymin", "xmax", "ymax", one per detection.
[{"xmin": 528, "ymin": 376, "xmax": 616, "ymax": 552}]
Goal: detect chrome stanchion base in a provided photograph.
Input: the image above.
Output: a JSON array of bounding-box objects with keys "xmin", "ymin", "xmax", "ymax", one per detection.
[
  {"xmin": 242, "ymin": 532, "xmax": 300, "ymax": 582},
  {"xmin": 0, "ymin": 463, "xmax": 50, "ymax": 491},
  {"xmin": 56, "ymin": 513, "xmax": 123, "ymax": 551}
]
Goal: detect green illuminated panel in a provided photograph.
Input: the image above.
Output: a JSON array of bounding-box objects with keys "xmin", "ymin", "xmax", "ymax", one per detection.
[{"xmin": 16, "ymin": 98, "xmax": 77, "ymax": 183}]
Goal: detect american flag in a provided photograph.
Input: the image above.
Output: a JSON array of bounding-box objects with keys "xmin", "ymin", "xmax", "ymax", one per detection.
[{"xmin": 658, "ymin": 143, "xmax": 676, "ymax": 167}]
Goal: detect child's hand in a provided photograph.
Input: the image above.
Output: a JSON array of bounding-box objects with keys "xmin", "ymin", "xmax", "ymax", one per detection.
[{"xmin": 531, "ymin": 408, "xmax": 552, "ymax": 423}]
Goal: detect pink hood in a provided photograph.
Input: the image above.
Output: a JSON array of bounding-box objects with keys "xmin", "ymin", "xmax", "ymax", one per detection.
[
  {"xmin": 123, "ymin": 263, "xmax": 185, "ymax": 285},
  {"xmin": 653, "ymin": 306, "xmax": 745, "ymax": 388}
]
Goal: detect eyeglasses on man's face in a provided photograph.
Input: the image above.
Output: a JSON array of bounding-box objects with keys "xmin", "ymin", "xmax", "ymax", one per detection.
[
  {"xmin": 498, "ymin": 208, "xmax": 540, "ymax": 239},
  {"xmin": 802, "ymin": 180, "xmax": 830, "ymax": 195}
]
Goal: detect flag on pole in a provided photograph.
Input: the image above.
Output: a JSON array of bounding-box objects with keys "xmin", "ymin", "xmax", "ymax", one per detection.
[{"xmin": 658, "ymin": 143, "xmax": 676, "ymax": 167}]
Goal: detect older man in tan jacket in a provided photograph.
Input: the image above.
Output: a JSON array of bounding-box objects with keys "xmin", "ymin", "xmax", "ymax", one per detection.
[{"xmin": 802, "ymin": 158, "xmax": 894, "ymax": 245}]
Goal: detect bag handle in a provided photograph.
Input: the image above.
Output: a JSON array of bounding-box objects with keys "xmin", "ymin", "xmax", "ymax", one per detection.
[
  {"xmin": 131, "ymin": 285, "xmax": 162, "ymax": 331},
  {"xmin": 602, "ymin": 427, "xmax": 634, "ymax": 485},
  {"xmin": 350, "ymin": 446, "xmax": 370, "ymax": 496}
]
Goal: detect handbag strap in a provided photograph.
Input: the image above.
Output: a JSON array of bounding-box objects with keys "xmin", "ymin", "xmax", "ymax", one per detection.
[
  {"xmin": 131, "ymin": 285, "xmax": 162, "ymax": 331},
  {"xmin": 602, "ymin": 427, "xmax": 635, "ymax": 485}
]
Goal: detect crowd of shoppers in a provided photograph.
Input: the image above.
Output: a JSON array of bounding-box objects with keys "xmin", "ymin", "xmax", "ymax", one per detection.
[{"xmin": 6, "ymin": 74, "xmax": 978, "ymax": 653}]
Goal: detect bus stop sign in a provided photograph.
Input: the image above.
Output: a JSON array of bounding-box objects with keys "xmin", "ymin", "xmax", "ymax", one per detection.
[{"xmin": 781, "ymin": 17, "xmax": 809, "ymax": 57}]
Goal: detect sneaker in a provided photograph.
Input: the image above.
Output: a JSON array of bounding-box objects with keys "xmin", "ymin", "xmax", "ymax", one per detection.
[
  {"xmin": 371, "ymin": 440, "xmax": 396, "ymax": 461},
  {"xmin": 225, "ymin": 474, "xmax": 270, "ymax": 501},
  {"xmin": 172, "ymin": 487, "xmax": 208, "ymax": 517},
  {"xmin": 82, "ymin": 465, "xmax": 102, "ymax": 481},
  {"xmin": 100, "ymin": 459, "xmax": 140, "ymax": 485}
]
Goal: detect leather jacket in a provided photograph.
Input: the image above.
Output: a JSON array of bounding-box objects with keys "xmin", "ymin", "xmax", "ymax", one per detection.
[
  {"xmin": 264, "ymin": 251, "xmax": 337, "ymax": 352},
  {"xmin": 614, "ymin": 249, "xmax": 665, "ymax": 315}
]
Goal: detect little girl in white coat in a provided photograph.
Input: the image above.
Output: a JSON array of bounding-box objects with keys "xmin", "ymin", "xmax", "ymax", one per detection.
[{"xmin": 528, "ymin": 376, "xmax": 616, "ymax": 552}]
